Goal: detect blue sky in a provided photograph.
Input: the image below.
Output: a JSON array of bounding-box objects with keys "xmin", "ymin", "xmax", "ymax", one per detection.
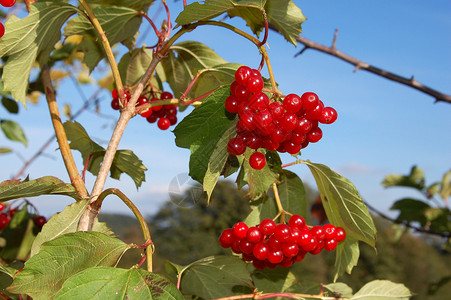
[{"xmin": 1, "ymin": 1, "xmax": 450, "ymax": 219}]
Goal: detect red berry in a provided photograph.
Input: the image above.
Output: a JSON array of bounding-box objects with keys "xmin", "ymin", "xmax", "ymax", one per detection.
[
  {"xmin": 151, "ymin": 98, "xmax": 163, "ymax": 111},
  {"xmin": 335, "ymin": 227, "xmax": 346, "ymax": 242},
  {"xmin": 259, "ymin": 219, "xmax": 276, "ymax": 235},
  {"xmin": 34, "ymin": 216, "xmax": 47, "ymax": 227},
  {"xmin": 253, "ymin": 242, "xmax": 270, "ymax": 260},
  {"xmin": 249, "ymin": 152, "xmax": 266, "ymax": 170},
  {"xmin": 246, "ymin": 76, "xmax": 264, "ymax": 93},
  {"xmin": 310, "ymin": 225, "xmax": 326, "ymax": 240},
  {"xmin": 111, "ymin": 88, "xmax": 119, "ymax": 99},
  {"xmin": 234, "ymin": 84, "xmax": 252, "ymax": 102},
  {"xmin": 279, "ymin": 113, "xmax": 298, "ymax": 132},
  {"xmin": 267, "ymin": 249, "xmax": 284, "ymax": 264},
  {"xmin": 283, "ymin": 94, "xmax": 303, "ymax": 113},
  {"xmin": 8, "ymin": 208, "xmax": 16, "ymax": 218},
  {"xmin": 307, "ymin": 127, "xmax": 323, "ymax": 143},
  {"xmin": 282, "ymin": 241, "xmax": 299, "ymax": 258},
  {"xmin": 227, "ymin": 137, "xmax": 246, "ymax": 156},
  {"xmin": 111, "ymin": 98, "xmax": 120, "ymax": 110},
  {"xmin": 160, "ymin": 92, "xmax": 173, "ymax": 100},
  {"xmin": 219, "ymin": 228, "xmax": 235, "ymax": 246},
  {"xmin": 0, "ymin": 23, "xmax": 5, "ymax": 38},
  {"xmin": 230, "ymin": 81, "xmax": 239, "ymax": 95},
  {"xmin": 254, "ymin": 110, "xmax": 273, "ymax": 130},
  {"xmin": 225, "ymin": 96, "xmax": 240, "ymax": 114},
  {"xmin": 324, "ymin": 238, "xmax": 338, "ymax": 251},
  {"xmin": 0, "ymin": 213, "xmax": 10, "ymax": 230},
  {"xmin": 283, "ymin": 141, "xmax": 301, "ymax": 155},
  {"xmin": 305, "ymin": 101, "xmax": 324, "ymax": 120},
  {"xmin": 235, "ymin": 66, "xmax": 252, "ymax": 86},
  {"xmin": 238, "ymin": 239, "xmax": 255, "ymax": 254},
  {"xmin": 252, "ymin": 259, "xmax": 266, "ymax": 270},
  {"xmin": 0, "ymin": 0, "xmax": 16, "ymax": 7},
  {"xmin": 249, "ymin": 92, "xmax": 269, "ymax": 111},
  {"xmin": 146, "ymin": 113, "xmax": 158, "ymax": 123},
  {"xmin": 323, "ymin": 224, "xmax": 337, "ymax": 240},
  {"xmin": 157, "ymin": 118, "xmax": 170, "ymax": 130},
  {"xmin": 0, "ymin": 203, "xmax": 5, "ymax": 212},
  {"xmin": 246, "ymin": 227, "xmax": 263, "ymax": 243},
  {"xmin": 301, "ymin": 92, "xmax": 319, "ymax": 111},
  {"xmin": 294, "ymin": 116, "xmax": 313, "ymax": 135},
  {"xmin": 232, "ymin": 222, "xmax": 248, "ymax": 239},
  {"xmin": 231, "ymin": 240, "xmax": 242, "ymax": 254},
  {"xmin": 167, "ymin": 114, "xmax": 178, "ymax": 125},
  {"xmin": 289, "ymin": 132, "xmax": 306, "ymax": 145},
  {"xmin": 288, "ymin": 215, "xmax": 306, "ymax": 229},
  {"xmin": 269, "ymin": 102, "xmax": 284, "ymax": 120},
  {"xmin": 320, "ymin": 107, "xmax": 338, "ymax": 124},
  {"xmin": 268, "ymin": 235, "xmax": 283, "ymax": 250},
  {"xmin": 274, "ymin": 224, "xmax": 291, "ymax": 242}
]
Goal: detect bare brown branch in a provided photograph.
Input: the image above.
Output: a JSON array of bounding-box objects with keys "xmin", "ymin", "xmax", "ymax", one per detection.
[{"xmin": 269, "ymin": 24, "xmax": 451, "ymax": 104}]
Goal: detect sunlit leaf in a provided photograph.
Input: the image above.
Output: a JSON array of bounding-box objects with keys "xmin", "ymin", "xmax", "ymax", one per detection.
[
  {"xmin": 351, "ymin": 280, "xmax": 412, "ymax": 299},
  {"xmin": 382, "ymin": 165, "xmax": 425, "ymax": 191}
]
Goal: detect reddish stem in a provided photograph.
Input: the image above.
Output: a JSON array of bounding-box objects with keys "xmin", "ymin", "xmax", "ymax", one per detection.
[
  {"xmin": 258, "ymin": 13, "xmax": 269, "ymax": 47},
  {"xmin": 138, "ymin": 12, "xmax": 160, "ymax": 39},
  {"xmin": 82, "ymin": 153, "xmax": 93, "ymax": 182},
  {"xmin": 183, "ymin": 0, "xmax": 187, "ymax": 7},
  {"xmin": 258, "ymin": 54, "xmax": 265, "ymax": 72},
  {"xmin": 162, "ymin": 1, "xmax": 172, "ymax": 39},
  {"xmin": 180, "ymin": 89, "xmax": 217, "ymax": 106}
]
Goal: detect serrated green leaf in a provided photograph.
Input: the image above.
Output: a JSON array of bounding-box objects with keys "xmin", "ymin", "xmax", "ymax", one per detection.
[
  {"xmin": 277, "ymin": 170, "xmax": 306, "ymax": 217},
  {"xmin": 1, "ymin": 97, "xmax": 19, "ymax": 114},
  {"xmin": 30, "ymin": 199, "xmax": 113, "ymax": 257},
  {"xmin": 333, "ymin": 238, "xmax": 360, "ymax": 282},
  {"xmin": 382, "ymin": 165, "xmax": 425, "ymax": 191},
  {"xmin": 64, "ymin": 5, "xmax": 142, "ymax": 71},
  {"xmin": 179, "ymin": 255, "xmax": 253, "ymax": 299},
  {"xmin": 243, "ymin": 149, "xmax": 278, "ymax": 199},
  {"xmin": 0, "ymin": 2, "xmax": 77, "ymax": 105},
  {"xmin": 174, "ymin": 86, "xmax": 235, "ymax": 183},
  {"xmin": 0, "ymin": 176, "xmax": 79, "ymax": 202},
  {"xmin": 64, "ymin": 121, "xmax": 147, "ymax": 189},
  {"xmin": 161, "ymin": 41, "xmax": 227, "ymax": 98},
  {"xmin": 303, "ymin": 161, "xmax": 376, "ymax": 248},
  {"xmin": 351, "ymin": 280, "xmax": 412, "ymax": 300},
  {"xmin": 8, "ymin": 232, "xmax": 129, "ymax": 300},
  {"xmin": 0, "ymin": 120, "xmax": 27, "ymax": 147},
  {"xmin": 55, "ymin": 267, "xmax": 182, "ymax": 300}
]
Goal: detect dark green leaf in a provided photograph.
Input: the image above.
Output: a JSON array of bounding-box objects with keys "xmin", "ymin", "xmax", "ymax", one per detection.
[
  {"xmin": 179, "ymin": 255, "xmax": 253, "ymax": 299},
  {"xmin": 8, "ymin": 232, "xmax": 130, "ymax": 300},
  {"xmin": 304, "ymin": 161, "xmax": 376, "ymax": 248},
  {"xmin": 252, "ymin": 268, "xmax": 298, "ymax": 293},
  {"xmin": 87, "ymin": 0, "xmax": 156, "ymax": 11},
  {"xmin": 277, "ymin": 170, "xmax": 306, "ymax": 217},
  {"xmin": 440, "ymin": 169, "xmax": 451, "ymax": 201},
  {"xmin": 390, "ymin": 198, "xmax": 430, "ymax": 226},
  {"xmin": 174, "ymin": 86, "xmax": 235, "ymax": 183},
  {"xmin": 382, "ymin": 165, "xmax": 425, "ymax": 190},
  {"xmin": 161, "ymin": 41, "xmax": 228, "ymax": 98},
  {"xmin": 30, "ymin": 200, "xmax": 113, "ymax": 257},
  {"xmin": 351, "ymin": 280, "xmax": 412, "ymax": 299},
  {"xmin": 0, "ymin": 3, "xmax": 77, "ymax": 105},
  {"xmin": 0, "ymin": 176, "xmax": 79, "ymax": 202},
  {"xmin": 0, "ymin": 120, "xmax": 27, "ymax": 146},
  {"xmin": 244, "ymin": 194, "xmax": 277, "ymax": 226},
  {"xmin": 64, "ymin": 121, "xmax": 147, "ymax": 189},
  {"xmin": 1, "ymin": 97, "xmax": 19, "ymax": 114},
  {"xmin": 55, "ymin": 267, "xmax": 182, "ymax": 300}
]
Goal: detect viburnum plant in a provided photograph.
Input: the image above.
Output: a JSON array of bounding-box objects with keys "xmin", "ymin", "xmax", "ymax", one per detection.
[{"xmin": 0, "ymin": 1, "xmax": 414, "ymax": 299}]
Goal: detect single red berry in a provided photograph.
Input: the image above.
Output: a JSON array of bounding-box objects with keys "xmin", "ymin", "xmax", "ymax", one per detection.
[
  {"xmin": 252, "ymin": 259, "xmax": 266, "ymax": 270},
  {"xmin": 253, "ymin": 242, "xmax": 270, "ymax": 260},
  {"xmin": 167, "ymin": 114, "xmax": 178, "ymax": 125},
  {"xmin": 219, "ymin": 228, "xmax": 236, "ymax": 246},
  {"xmin": 160, "ymin": 91, "xmax": 173, "ymax": 100},
  {"xmin": 238, "ymin": 111, "xmax": 256, "ymax": 131},
  {"xmin": 310, "ymin": 225, "xmax": 326, "ymax": 240},
  {"xmin": 307, "ymin": 127, "xmax": 323, "ymax": 143},
  {"xmin": 254, "ymin": 110, "xmax": 273, "ymax": 130},
  {"xmin": 283, "ymin": 94, "xmax": 303, "ymax": 113},
  {"xmin": 0, "ymin": 203, "xmax": 5, "ymax": 212},
  {"xmin": 235, "ymin": 66, "xmax": 252, "ymax": 86},
  {"xmin": 225, "ymin": 95, "xmax": 240, "ymax": 114},
  {"xmin": 249, "ymin": 92, "xmax": 269, "ymax": 111},
  {"xmin": 0, "ymin": 23, "xmax": 5, "ymax": 38},
  {"xmin": 283, "ymin": 141, "xmax": 301, "ymax": 155},
  {"xmin": 246, "ymin": 76, "xmax": 264, "ymax": 93},
  {"xmin": 231, "ymin": 240, "xmax": 242, "ymax": 254},
  {"xmin": 324, "ymin": 238, "xmax": 338, "ymax": 251},
  {"xmin": 34, "ymin": 216, "xmax": 47, "ymax": 227},
  {"xmin": 246, "ymin": 227, "xmax": 263, "ymax": 243},
  {"xmin": 299, "ymin": 234, "xmax": 317, "ymax": 252},
  {"xmin": 0, "ymin": 213, "xmax": 10, "ymax": 230},
  {"xmin": 294, "ymin": 116, "xmax": 313, "ymax": 135},
  {"xmin": 157, "ymin": 118, "xmax": 170, "ymax": 130},
  {"xmin": 289, "ymin": 132, "xmax": 306, "ymax": 145},
  {"xmin": 232, "ymin": 222, "xmax": 248, "ymax": 239},
  {"xmin": 290, "ymin": 227, "xmax": 302, "ymax": 244},
  {"xmin": 309, "ymin": 247, "xmax": 322, "ymax": 255},
  {"xmin": 274, "ymin": 224, "xmax": 291, "ymax": 242},
  {"xmin": 268, "ymin": 235, "xmax": 284, "ymax": 250},
  {"xmin": 259, "ymin": 219, "xmax": 276, "ymax": 235},
  {"xmin": 267, "ymin": 249, "xmax": 284, "ymax": 264},
  {"xmin": 230, "ymin": 81, "xmax": 240, "ymax": 95},
  {"xmin": 249, "ymin": 152, "xmax": 266, "ymax": 170},
  {"xmin": 0, "ymin": 0, "xmax": 16, "ymax": 8},
  {"xmin": 335, "ymin": 227, "xmax": 346, "ymax": 242},
  {"xmin": 151, "ymin": 98, "xmax": 163, "ymax": 111},
  {"xmin": 227, "ymin": 137, "xmax": 246, "ymax": 156},
  {"xmin": 288, "ymin": 215, "xmax": 306, "ymax": 229},
  {"xmin": 282, "ymin": 241, "xmax": 299, "ymax": 258},
  {"xmin": 146, "ymin": 113, "xmax": 158, "ymax": 124},
  {"xmin": 320, "ymin": 107, "xmax": 338, "ymax": 124},
  {"xmin": 280, "ymin": 259, "xmax": 294, "ymax": 268},
  {"xmin": 279, "ymin": 113, "xmax": 298, "ymax": 132},
  {"xmin": 234, "ymin": 84, "xmax": 252, "ymax": 102},
  {"xmin": 323, "ymin": 224, "xmax": 337, "ymax": 240},
  {"xmin": 269, "ymin": 102, "xmax": 284, "ymax": 120},
  {"xmin": 111, "ymin": 98, "xmax": 120, "ymax": 110},
  {"xmin": 305, "ymin": 101, "xmax": 324, "ymax": 120},
  {"xmin": 242, "ymin": 253, "xmax": 254, "ymax": 262},
  {"xmin": 111, "ymin": 88, "xmax": 119, "ymax": 99},
  {"xmin": 301, "ymin": 92, "xmax": 319, "ymax": 111},
  {"xmin": 238, "ymin": 238, "xmax": 255, "ymax": 254}
]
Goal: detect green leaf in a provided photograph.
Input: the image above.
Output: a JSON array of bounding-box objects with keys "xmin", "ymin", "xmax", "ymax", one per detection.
[
  {"xmin": 390, "ymin": 198, "xmax": 430, "ymax": 226},
  {"xmin": 174, "ymin": 86, "xmax": 235, "ymax": 183},
  {"xmin": 277, "ymin": 170, "xmax": 306, "ymax": 217},
  {"xmin": 382, "ymin": 165, "xmax": 425, "ymax": 191},
  {"xmin": 333, "ymin": 238, "xmax": 360, "ymax": 282},
  {"xmin": 192, "ymin": 63, "xmax": 241, "ymax": 99},
  {"xmin": 55, "ymin": 267, "xmax": 182, "ymax": 300},
  {"xmin": 351, "ymin": 280, "xmax": 412, "ymax": 300},
  {"xmin": 64, "ymin": 121, "xmax": 147, "ymax": 189},
  {"xmin": 30, "ymin": 200, "xmax": 113, "ymax": 257},
  {"xmin": 303, "ymin": 161, "xmax": 376, "ymax": 248},
  {"xmin": 64, "ymin": 6, "xmax": 142, "ymax": 71},
  {"xmin": 179, "ymin": 255, "xmax": 253, "ymax": 299},
  {"xmin": 0, "ymin": 120, "xmax": 27, "ymax": 147},
  {"xmin": 161, "ymin": 41, "xmax": 228, "ymax": 98},
  {"xmin": 0, "ymin": 176, "xmax": 79, "ymax": 202},
  {"xmin": 0, "ymin": 265, "xmax": 14, "ymax": 290},
  {"xmin": 440, "ymin": 169, "xmax": 451, "ymax": 201},
  {"xmin": 87, "ymin": 0, "xmax": 156, "ymax": 11},
  {"xmin": 243, "ymin": 149, "xmax": 278, "ymax": 199},
  {"xmin": 252, "ymin": 268, "xmax": 299, "ymax": 293},
  {"xmin": 1, "ymin": 97, "xmax": 19, "ymax": 114},
  {"xmin": 118, "ymin": 47, "xmax": 164, "ymax": 90},
  {"xmin": 0, "ymin": 2, "xmax": 77, "ymax": 105},
  {"xmin": 8, "ymin": 232, "xmax": 130, "ymax": 300},
  {"xmin": 0, "ymin": 148, "xmax": 12, "ymax": 154},
  {"xmin": 324, "ymin": 282, "xmax": 353, "ymax": 298}
]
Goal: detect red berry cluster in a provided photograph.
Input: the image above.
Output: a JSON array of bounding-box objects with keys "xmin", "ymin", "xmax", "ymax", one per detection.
[
  {"xmin": 226, "ymin": 66, "xmax": 337, "ymax": 170},
  {"xmin": 110, "ymin": 89, "xmax": 178, "ymax": 130},
  {"xmin": 219, "ymin": 215, "xmax": 346, "ymax": 269},
  {"xmin": 0, "ymin": 203, "xmax": 47, "ymax": 230},
  {"xmin": 0, "ymin": 0, "xmax": 16, "ymax": 38}
]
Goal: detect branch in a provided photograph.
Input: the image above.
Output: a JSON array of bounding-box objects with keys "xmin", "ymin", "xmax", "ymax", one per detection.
[
  {"xmin": 269, "ymin": 24, "xmax": 451, "ymax": 104},
  {"xmin": 364, "ymin": 201, "xmax": 450, "ymax": 238},
  {"xmin": 41, "ymin": 65, "xmax": 88, "ymax": 200}
]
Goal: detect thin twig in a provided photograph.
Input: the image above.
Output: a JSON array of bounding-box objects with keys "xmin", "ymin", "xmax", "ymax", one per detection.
[{"xmin": 268, "ymin": 24, "xmax": 451, "ymax": 104}]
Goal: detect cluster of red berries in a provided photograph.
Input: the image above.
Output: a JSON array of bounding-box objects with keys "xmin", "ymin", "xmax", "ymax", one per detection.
[
  {"xmin": 219, "ymin": 215, "xmax": 346, "ymax": 269},
  {"xmin": 0, "ymin": 203, "xmax": 47, "ymax": 230},
  {"xmin": 0, "ymin": 0, "xmax": 16, "ymax": 38},
  {"xmin": 226, "ymin": 66, "xmax": 337, "ymax": 170},
  {"xmin": 110, "ymin": 89, "xmax": 178, "ymax": 130}
]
